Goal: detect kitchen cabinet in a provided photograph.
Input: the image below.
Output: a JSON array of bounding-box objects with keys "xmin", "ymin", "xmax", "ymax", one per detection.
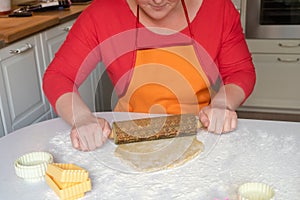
[
  {"xmin": 231, "ymin": 0, "xmax": 241, "ymax": 9},
  {"xmin": 239, "ymin": 39, "xmax": 300, "ymax": 114},
  {"xmin": 0, "ymin": 108, "xmax": 4, "ymax": 137},
  {"xmin": 95, "ymin": 64, "xmax": 117, "ymax": 112},
  {"xmin": 41, "ymin": 19, "xmax": 75, "ymax": 68},
  {"xmin": 0, "ymin": 34, "xmax": 52, "ymax": 135}
]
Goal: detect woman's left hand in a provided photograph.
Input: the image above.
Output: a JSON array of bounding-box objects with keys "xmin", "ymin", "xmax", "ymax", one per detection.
[{"xmin": 199, "ymin": 105, "xmax": 238, "ymax": 134}]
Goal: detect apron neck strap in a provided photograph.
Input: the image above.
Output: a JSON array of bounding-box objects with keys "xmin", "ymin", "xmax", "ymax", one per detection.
[
  {"xmin": 136, "ymin": 4, "xmax": 140, "ymax": 30},
  {"xmin": 181, "ymin": 0, "xmax": 194, "ymax": 38}
]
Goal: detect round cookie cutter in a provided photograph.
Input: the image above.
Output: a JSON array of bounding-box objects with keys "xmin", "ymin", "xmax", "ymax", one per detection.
[
  {"xmin": 238, "ymin": 182, "xmax": 275, "ymax": 200},
  {"xmin": 14, "ymin": 151, "xmax": 53, "ymax": 181}
]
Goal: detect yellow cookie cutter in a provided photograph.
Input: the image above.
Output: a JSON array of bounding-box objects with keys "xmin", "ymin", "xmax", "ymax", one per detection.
[{"xmin": 45, "ymin": 163, "xmax": 91, "ymax": 200}]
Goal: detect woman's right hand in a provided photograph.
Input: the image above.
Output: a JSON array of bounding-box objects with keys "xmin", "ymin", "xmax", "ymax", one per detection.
[{"xmin": 70, "ymin": 116, "xmax": 111, "ymax": 151}]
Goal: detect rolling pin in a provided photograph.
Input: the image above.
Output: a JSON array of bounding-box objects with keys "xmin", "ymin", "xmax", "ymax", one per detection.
[{"xmin": 110, "ymin": 113, "xmax": 202, "ymax": 144}]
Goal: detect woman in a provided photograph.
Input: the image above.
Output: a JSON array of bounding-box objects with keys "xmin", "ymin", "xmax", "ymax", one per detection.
[{"xmin": 43, "ymin": 0, "xmax": 256, "ymax": 151}]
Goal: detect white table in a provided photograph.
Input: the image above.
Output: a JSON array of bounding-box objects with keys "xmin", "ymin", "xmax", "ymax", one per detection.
[{"xmin": 0, "ymin": 112, "xmax": 299, "ymax": 200}]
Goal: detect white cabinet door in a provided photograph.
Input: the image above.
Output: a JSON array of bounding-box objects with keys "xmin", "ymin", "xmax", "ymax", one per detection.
[
  {"xmin": 231, "ymin": 0, "xmax": 241, "ymax": 9},
  {"xmin": 0, "ymin": 35, "xmax": 51, "ymax": 133},
  {"xmin": 42, "ymin": 19, "xmax": 100, "ymax": 113},
  {"xmin": 242, "ymin": 53, "xmax": 300, "ymax": 114},
  {"xmin": 0, "ymin": 108, "xmax": 4, "ymax": 137},
  {"xmin": 41, "ymin": 19, "xmax": 75, "ymax": 68}
]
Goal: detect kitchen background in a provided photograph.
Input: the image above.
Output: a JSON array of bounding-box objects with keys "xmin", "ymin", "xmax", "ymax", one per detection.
[{"xmin": 0, "ymin": 0, "xmax": 299, "ymax": 138}]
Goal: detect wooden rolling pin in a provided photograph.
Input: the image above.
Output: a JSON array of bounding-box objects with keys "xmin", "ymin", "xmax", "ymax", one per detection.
[{"xmin": 110, "ymin": 114, "xmax": 202, "ymax": 144}]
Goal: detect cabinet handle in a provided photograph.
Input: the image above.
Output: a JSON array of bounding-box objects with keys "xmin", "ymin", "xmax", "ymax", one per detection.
[
  {"xmin": 277, "ymin": 57, "xmax": 300, "ymax": 63},
  {"xmin": 9, "ymin": 43, "xmax": 33, "ymax": 54},
  {"xmin": 63, "ymin": 26, "xmax": 72, "ymax": 32},
  {"xmin": 278, "ymin": 43, "xmax": 300, "ymax": 48}
]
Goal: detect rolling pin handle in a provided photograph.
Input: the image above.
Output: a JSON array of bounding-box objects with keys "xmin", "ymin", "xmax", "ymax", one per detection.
[
  {"xmin": 195, "ymin": 116, "xmax": 203, "ymax": 129},
  {"xmin": 108, "ymin": 129, "xmax": 114, "ymax": 139}
]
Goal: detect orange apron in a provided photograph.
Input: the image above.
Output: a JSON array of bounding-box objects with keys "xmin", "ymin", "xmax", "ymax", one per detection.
[{"xmin": 114, "ymin": 2, "xmax": 212, "ymax": 115}]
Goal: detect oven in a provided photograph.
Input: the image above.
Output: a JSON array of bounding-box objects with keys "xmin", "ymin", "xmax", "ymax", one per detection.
[{"xmin": 245, "ymin": 0, "xmax": 300, "ymax": 39}]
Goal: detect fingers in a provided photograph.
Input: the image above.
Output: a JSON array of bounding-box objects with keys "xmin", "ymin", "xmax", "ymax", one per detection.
[
  {"xmin": 208, "ymin": 113, "xmax": 223, "ymax": 134},
  {"xmin": 93, "ymin": 126, "xmax": 103, "ymax": 148},
  {"xmin": 199, "ymin": 106, "xmax": 238, "ymax": 134},
  {"xmin": 70, "ymin": 128, "xmax": 90, "ymax": 151},
  {"xmin": 72, "ymin": 126, "xmax": 93, "ymax": 151},
  {"xmin": 222, "ymin": 111, "xmax": 237, "ymax": 133},
  {"xmin": 70, "ymin": 130, "xmax": 80, "ymax": 149},
  {"xmin": 199, "ymin": 109, "xmax": 210, "ymax": 128},
  {"xmin": 97, "ymin": 118, "xmax": 112, "ymax": 139},
  {"xmin": 70, "ymin": 117, "xmax": 112, "ymax": 151}
]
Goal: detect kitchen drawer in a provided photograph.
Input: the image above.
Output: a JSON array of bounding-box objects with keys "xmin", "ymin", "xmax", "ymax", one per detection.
[
  {"xmin": 0, "ymin": 35, "xmax": 51, "ymax": 133},
  {"xmin": 246, "ymin": 39, "xmax": 300, "ymax": 54},
  {"xmin": 41, "ymin": 19, "xmax": 76, "ymax": 68},
  {"xmin": 0, "ymin": 35, "xmax": 37, "ymax": 60},
  {"xmin": 43, "ymin": 19, "xmax": 76, "ymax": 41},
  {"xmin": 243, "ymin": 53, "xmax": 300, "ymax": 112}
]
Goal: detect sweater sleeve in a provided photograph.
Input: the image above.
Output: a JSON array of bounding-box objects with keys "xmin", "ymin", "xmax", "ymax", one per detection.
[
  {"xmin": 217, "ymin": 0, "xmax": 256, "ymax": 100},
  {"xmin": 42, "ymin": 7, "xmax": 101, "ymax": 112}
]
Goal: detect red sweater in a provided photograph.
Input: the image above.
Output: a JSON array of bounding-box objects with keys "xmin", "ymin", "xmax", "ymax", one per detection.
[{"xmin": 43, "ymin": 0, "xmax": 256, "ymax": 111}]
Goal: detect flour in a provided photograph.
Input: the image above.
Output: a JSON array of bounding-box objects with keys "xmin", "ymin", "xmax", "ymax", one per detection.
[{"xmin": 45, "ymin": 123, "xmax": 300, "ymax": 200}]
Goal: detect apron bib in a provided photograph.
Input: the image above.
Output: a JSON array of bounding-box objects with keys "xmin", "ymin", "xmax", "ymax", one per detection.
[{"xmin": 114, "ymin": 1, "xmax": 212, "ymax": 115}]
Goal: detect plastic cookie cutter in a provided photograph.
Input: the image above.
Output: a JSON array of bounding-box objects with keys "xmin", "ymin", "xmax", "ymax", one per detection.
[
  {"xmin": 45, "ymin": 163, "xmax": 92, "ymax": 200},
  {"xmin": 14, "ymin": 151, "xmax": 53, "ymax": 181},
  {"xmin": 238, "ymin": 182, "xmax": 275, "ymax": 200}
]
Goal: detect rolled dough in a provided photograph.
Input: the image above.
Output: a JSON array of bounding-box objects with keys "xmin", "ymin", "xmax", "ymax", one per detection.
[{"xmin": 114, "ymin": 136, "xmax": 204, "ymax": 172}]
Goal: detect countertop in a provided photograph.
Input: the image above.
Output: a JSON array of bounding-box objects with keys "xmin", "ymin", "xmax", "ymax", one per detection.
[
  {"xmin": 0, "ymin": 112, "xmax": 299, "ymax": 199},
  {"xmin": 0, "ymin": 4, "xmax": 89, "ymax": 48}
]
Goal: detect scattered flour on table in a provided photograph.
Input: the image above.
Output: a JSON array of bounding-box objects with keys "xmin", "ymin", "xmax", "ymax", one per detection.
[{"xmin": 45, "ymin": 127, "xmax": 300, "ymax": 200}]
